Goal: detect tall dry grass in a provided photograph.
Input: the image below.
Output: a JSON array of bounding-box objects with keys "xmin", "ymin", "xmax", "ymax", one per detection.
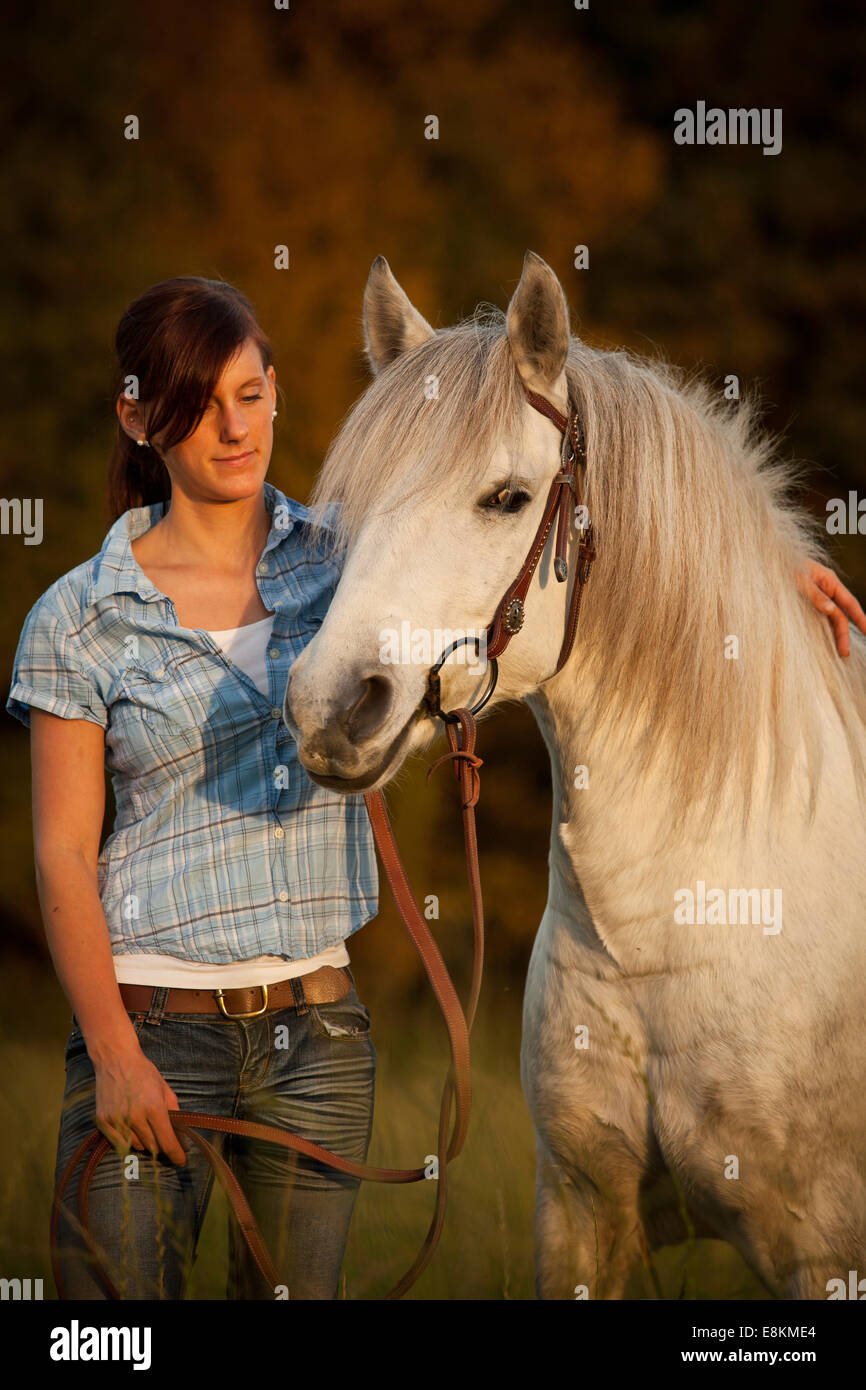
[{"xmin": 0, "ymin": 956, "xmax": 766, "ymax": 1300}]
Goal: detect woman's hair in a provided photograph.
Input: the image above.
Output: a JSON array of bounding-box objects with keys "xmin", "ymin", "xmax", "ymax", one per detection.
[{"xmin": 106, "ymin": 276, "xmax": 275, "ymax": 520}]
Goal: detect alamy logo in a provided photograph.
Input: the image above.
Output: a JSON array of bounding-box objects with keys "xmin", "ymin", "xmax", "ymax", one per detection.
[
  {"xmin": 674, "ymin": 102, "xmax": 782, "ymax": 156},
  {"xmin": 826, "ymin": 492, "xmax": 866, "ymax": 535},
  {"xmin": 826, "ymin": 1270, "xmax": 866, "ymax": 1299},
  {"xmin": 378, "ymin": 623, "xmax": 487, "ymax": 672},
  {"xmin": 0, "ymin": 497, "xmax": 43, "ymax": 545},
  {"xmin": 0, "ymin": 1276, "xmax": 43, "ymax": 1299},
  {"xmin": 674, "ymin": 880, "xmax": 782, "ymax": 935},
  {"xmin": 49, "ymin": 1320, "xmax": 152, "ymax": 1370}
]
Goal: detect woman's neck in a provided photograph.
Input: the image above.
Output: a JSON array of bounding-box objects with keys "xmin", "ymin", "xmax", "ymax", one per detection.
[{"xmin": 142, "ymin": 488, "xmax": 271, "ymax": 573}]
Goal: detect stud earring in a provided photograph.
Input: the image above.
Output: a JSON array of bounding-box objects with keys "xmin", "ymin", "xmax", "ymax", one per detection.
[
  {"xmin": 136, "ymin": 437, "xmax": 150, "ymax": 448},
  {"xmin": 272, "ymin": 410, "xmax": 277, "ymax": 420}
]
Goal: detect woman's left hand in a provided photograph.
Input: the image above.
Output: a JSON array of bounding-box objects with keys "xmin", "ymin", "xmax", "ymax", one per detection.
[{"xmin": 798, "ymin": 560, "xmax": 866, "ymax": 658}]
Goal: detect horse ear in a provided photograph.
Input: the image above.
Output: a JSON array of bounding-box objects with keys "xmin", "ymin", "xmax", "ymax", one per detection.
[
  {"xmin": 363, "ymin": 257, "xmax": 435, "ymax": 374},
  {"xmin": 506, "ymin": 252, "xmax": 571, "ymax": 413}
]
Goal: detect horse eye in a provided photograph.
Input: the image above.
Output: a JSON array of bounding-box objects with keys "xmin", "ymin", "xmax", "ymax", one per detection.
[{"xmin": 482, "ymin": 485, "xmax": 531, "ymax": 513}]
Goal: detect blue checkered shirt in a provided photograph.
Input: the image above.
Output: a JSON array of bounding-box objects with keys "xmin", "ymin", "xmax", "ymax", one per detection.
[{"xmin": 6, "ymin": 481, "xmax": 378, "ymax": 963}]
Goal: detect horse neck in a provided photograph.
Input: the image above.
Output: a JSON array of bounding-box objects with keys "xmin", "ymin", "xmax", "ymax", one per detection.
[
  {"xmin": 525, "ymin": 657, "xmax": 776, "ymax": 954},
  {"xmin": 526, "ymin": 619, "xmax": 866, "ymax": 975}
]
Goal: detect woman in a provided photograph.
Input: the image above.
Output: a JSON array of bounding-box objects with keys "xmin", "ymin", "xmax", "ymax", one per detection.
[
  {"xmin": 7, "ymin": 276, "xmax": 866, "ymax": 1301},
  {"xmin": 7, "ymin": 277, "xmax": 379, "ymax": 1300}
]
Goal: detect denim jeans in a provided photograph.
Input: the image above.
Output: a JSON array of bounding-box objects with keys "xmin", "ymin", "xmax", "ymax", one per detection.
[{"xmin": 52, "ymin": 975, "xmax": 376, "ymax": 1300}]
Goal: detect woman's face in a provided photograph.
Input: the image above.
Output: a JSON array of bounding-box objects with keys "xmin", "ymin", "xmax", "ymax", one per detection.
[{"xmin": 119, "ymin": 336, "xmax": 277, "ymax": 503}]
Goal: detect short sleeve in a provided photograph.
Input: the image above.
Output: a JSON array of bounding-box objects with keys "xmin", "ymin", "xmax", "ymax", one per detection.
[{"xmin": 5, "ymin": 598, "xmax": 108, "ymax": 730}]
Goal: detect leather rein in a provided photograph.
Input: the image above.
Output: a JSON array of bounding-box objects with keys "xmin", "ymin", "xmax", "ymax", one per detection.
[{"xmin": 51, "ymin": 383, "xmax": 594, "ymax": 1301}]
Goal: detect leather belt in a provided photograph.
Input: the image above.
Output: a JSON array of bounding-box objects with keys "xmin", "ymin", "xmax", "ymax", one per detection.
[{"xmin": 118, "ymin": 964, "xmax": 352, "ymax": 1019}]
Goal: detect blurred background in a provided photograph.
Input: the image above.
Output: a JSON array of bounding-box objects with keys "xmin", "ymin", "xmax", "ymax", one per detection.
[{"xmin": 1, "ymin": 0, "xmax": 863, "ymax": 1298}]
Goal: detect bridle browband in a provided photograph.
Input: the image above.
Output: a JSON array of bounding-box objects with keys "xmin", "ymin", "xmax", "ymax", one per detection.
[{"xmin": 420, "ymin": 384, "xmax": 596, "ymax": 723}]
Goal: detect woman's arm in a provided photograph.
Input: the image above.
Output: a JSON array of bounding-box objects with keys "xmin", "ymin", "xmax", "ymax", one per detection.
[
  {"xmin": 799, "ymin": 560, "xmax": 866, "ymax": 658},
  {"xmin": 30, "ymin": 709, "xmax": 186, "ymax": 1164}
]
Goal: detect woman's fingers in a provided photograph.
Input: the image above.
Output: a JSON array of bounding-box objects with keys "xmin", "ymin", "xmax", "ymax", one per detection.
[
  {"xmin": 148, "ymin": 1104, "xmax": 187, "ymax": 1166},
  {"xmin": 826, "ymin": 600, "xmax": 851, "ymax": 658},
  {"xmin": 95, "ymin": 1116, "xmax": 135, "ymax": 1153},
  {"xmin": 800, "ymin": 561, "xmax": 866, "ymax": 658},
  {"xmin": 96, "ymin": 1110, "xmax": 185, "ymax": 1165},
  {"xmin": 802, "ymin": 576, "xmax": 848, "ymax": 655},
  {"xmin": 163, "ymin": 1084, "xmax": 192, "ymax": 1158},
  {"xmin": 814, "ymin": 564, "xmax": 866, "ymax": 632},
  {"xmin": 129, "ymin": 1113, "xmax": 167, "ymax": 1161}
]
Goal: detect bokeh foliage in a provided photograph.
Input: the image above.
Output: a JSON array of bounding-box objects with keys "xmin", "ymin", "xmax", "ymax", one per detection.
[
  {"xmin": 3, "ymin": 0, "xmax": 863, "ymax": 961},
  {"xmin": 0, "ymin": 0, "xmax": 862, "ymax": 1297}
]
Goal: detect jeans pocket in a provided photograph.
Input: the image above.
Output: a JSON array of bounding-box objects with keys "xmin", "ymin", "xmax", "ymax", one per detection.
[{"xmin": 308, "ymin": 992, "xmax": 372, "ymax": 1041}]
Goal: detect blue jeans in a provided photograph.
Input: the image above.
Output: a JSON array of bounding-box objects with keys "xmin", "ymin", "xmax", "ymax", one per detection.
[{"xmin": 52, "ymin": 976, "xmax": 376, "ymax": 1300}]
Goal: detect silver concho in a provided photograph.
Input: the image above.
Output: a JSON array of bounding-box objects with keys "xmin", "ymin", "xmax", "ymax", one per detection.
[{"xmin": 504, "ymin": 597, "xmax": 525, "ymax": 634}]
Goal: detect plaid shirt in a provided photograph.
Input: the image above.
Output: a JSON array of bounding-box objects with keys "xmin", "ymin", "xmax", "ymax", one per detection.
[{"xmin": 6, "ymin": 481, "xmax": 378, "ymax": 963}]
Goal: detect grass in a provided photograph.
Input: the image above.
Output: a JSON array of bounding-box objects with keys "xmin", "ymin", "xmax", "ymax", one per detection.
[{"xmin": 0, "ymin": 954, "xmax": 767, "ymax": 1300}]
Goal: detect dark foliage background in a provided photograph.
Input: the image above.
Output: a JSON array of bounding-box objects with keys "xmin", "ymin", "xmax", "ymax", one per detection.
[{"xmin": 0, "ymin": 0, "xmax": 861, "ymax": 1298}]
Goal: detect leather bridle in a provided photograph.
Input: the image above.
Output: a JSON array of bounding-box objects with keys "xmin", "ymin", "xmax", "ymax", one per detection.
[
  {"xmin": 420, "ymin": 385, "xmax": 595, "ymax": 723},
  {"xmin": 51, "ymin": 383, "xmax": 595, "ymax": 1303}
]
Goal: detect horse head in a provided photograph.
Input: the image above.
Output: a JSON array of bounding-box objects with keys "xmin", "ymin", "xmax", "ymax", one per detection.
[{"xmin": 284, "ymin": 251, "xmax": 588, "ymax": 790}]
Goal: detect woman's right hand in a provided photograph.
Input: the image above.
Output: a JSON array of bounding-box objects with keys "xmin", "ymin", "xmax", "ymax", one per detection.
[{"xmin": 93, "ymin": 1044, "xmax": 188, "ymax": 1165}]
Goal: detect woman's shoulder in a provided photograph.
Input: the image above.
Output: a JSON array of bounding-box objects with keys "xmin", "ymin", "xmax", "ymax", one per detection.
[
  {"xmin": 18, "ymin": 553, "xmax": 104, "ymax": 639},
  {"xmin": 19, "ymin": 503, "xmax": 142, "ymax": 637},
  {"xmin": 7, "ymin": 551, "xmax": 112, "ymax": 730},
  {"xmin": 25, "ymin": 536, "xmax": 113, "ymax": 630}
]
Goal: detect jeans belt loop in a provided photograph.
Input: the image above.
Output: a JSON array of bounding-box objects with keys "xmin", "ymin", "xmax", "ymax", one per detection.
[
  {"xmin": 145, "ymin": 985, "xmax": 169, "ymax": 1026},
  {"xmin": 290, "ymin": 975, "xmax": 308, "ymax": 1014}
]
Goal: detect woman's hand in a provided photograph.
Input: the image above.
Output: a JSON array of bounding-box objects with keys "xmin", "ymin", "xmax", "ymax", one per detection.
[
  {"xmin": 798, "ymin": 560, "xmax": 866, "ymax": 658},
  {"xmin": 93, "ymin": 1043, "xmax": 187, "ymax": 1165}
]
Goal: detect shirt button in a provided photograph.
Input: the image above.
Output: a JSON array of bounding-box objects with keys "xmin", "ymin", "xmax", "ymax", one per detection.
[
  {"xmin": 274, "ymin": 827, "xmax": 285, "ymax": 839},
  {"xmin": 257, "ymin": 561, "xmax": 269, "ymax": 574},
  {"xmin": 271, "ymin": 706, "xmax": 281, "ymax": 719},
  {"xmin": 155, "ymin": 667, "xmax": 165, "ymax": 678},
  {"xmin": 278, "ymin": 891, "xmax": 289, "ymax": 902},
  {"xmin": 268, "ymin": 648, "xmax": 280, "ymax": 659}
]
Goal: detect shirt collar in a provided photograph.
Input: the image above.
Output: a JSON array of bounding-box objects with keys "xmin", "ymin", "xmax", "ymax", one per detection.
[{"xmin": 90, "ymin": 481, "xmax": 334, "ymax": 603}]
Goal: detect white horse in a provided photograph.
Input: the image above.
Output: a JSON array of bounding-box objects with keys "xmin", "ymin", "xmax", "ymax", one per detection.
[{"xmin": 283, "ymin": 252, "xmax": 866, "ymax": 1299}]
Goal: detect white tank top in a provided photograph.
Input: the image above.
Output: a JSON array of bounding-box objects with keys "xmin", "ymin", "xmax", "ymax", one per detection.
[{"xmin": 113, "ymin": 614, "xmax": 350, "ymax": 988}]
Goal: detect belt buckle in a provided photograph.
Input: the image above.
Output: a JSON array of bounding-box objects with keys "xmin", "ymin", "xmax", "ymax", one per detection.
[{"xmin": 214, "ymin": 984, "xmax": 269, "ymax": 1018}]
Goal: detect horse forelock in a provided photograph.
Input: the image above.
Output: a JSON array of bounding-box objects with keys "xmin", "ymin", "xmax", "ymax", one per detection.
[{"xmin": 304, "ymin": 308, "xmax": 527, "ymax": 563}]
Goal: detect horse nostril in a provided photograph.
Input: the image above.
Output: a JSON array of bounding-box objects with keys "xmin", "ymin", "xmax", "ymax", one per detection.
[{"xmin": 344, "ymin": 671, "xmax": 394, "ymax": 742}]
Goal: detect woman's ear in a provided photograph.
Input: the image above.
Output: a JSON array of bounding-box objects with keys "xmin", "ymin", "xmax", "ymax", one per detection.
[{"xmin": 116, "ymin": 390, "xmax": 148, "ymax": 444}]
